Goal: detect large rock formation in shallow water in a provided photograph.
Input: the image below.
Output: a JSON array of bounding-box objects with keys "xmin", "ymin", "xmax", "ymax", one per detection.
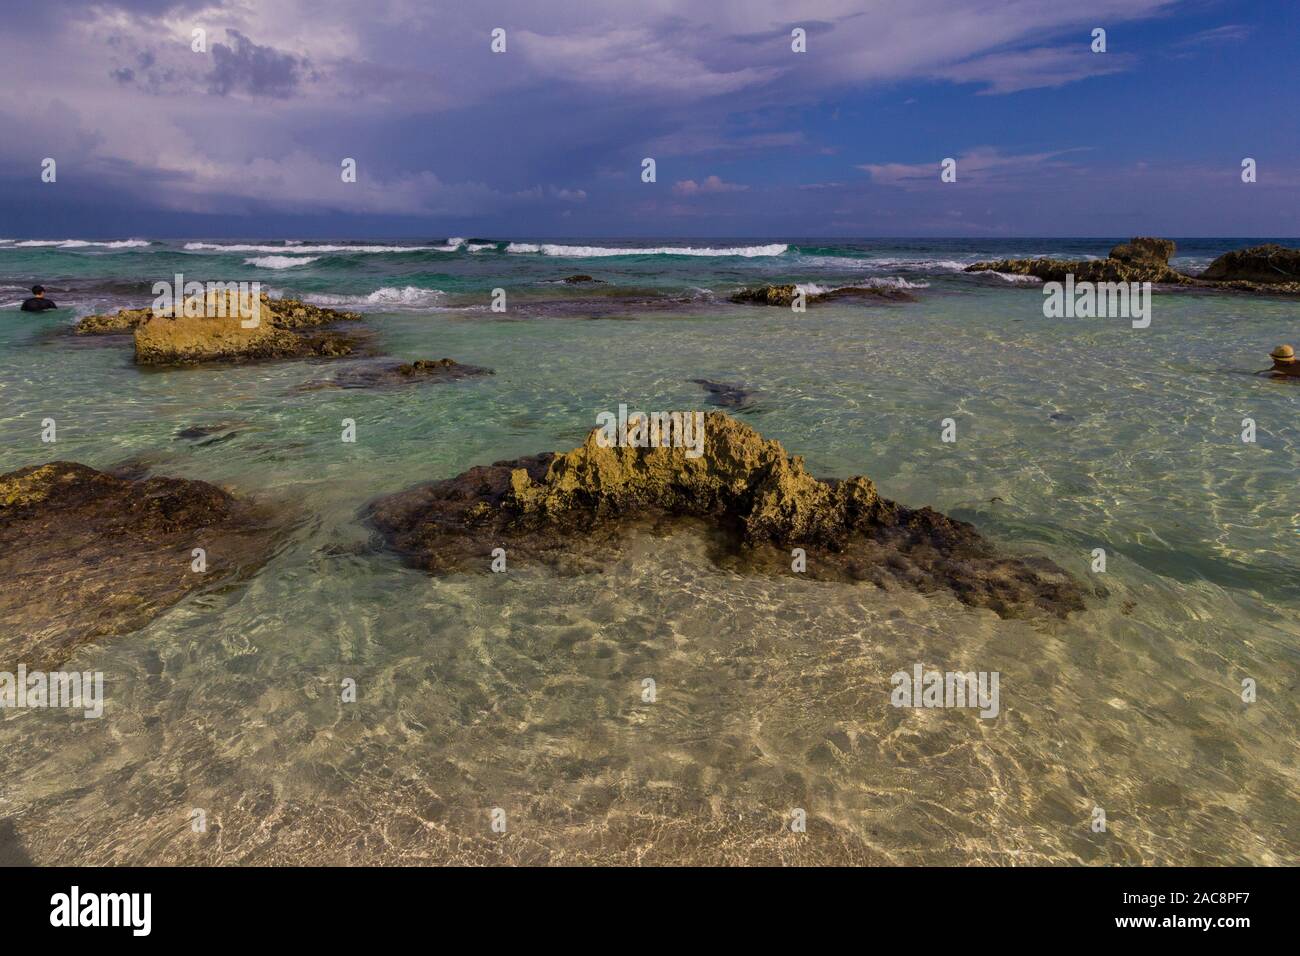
[
  {"xmin": 76, "ymin": 292, "xmax": 361, "ymax": 336},
  {"xmin": 133, "ymin": 312, "xmax": 360, "ymax": 365},
  {"xmin": 967, "ymin": 237, "xmax": 1300, "ymax": 295},
  {"xmin": 69, "ymin": 291, "xmax": 368, "ymax": 365},
  {"xmin": 1200, "ymin": 244, "xmax": 1300, "ymax": 286},
  {"xmin": 366, "ymin": 412, "xmax": 1086, "ymax": 618},
  {"xmin": 966, "ymin": 236, "xmax": 1186, "ymax": 285},
  {"xmin": 0, "ymin": 462, "xmax": 278, "ymax": 669}
]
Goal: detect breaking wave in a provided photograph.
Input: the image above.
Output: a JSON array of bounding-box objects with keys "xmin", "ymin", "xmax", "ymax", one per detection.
[
  {"xmin": 2, "ymin": 239, "xmax": 151, "ymax": 249},
  {"xmin": 185, "ymin": 242, "xmax": 441, "ymax": 254},
  {"xmin": 505, "ymin": 242, "xmax": 789, "ymax": 258},
  {"xmin": 299, "ymin": 286, "xmax": 447, "ymax": 309},
  {"xmin": 245, "ymin": 255, "xmax": 321, "ymax": 269}
]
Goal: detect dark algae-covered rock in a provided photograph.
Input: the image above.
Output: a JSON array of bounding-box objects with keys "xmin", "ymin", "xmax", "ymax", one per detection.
[
  {"xmin": 690, "ymin": 378, "xmax": 758, "ymax": 409},
  {"xmin": 1200, "ymin": 244, "xmax": 1300, "ymax": 286},
  {"xmin": 298, "ymin": 357, "xmax": 494, "ymax": 390},
  {"xmin": 967, "ymin": 237, "xmax": 1300, "ymax": 294},
  {"xmin": 967, "ymin": 236, "xmax": 1186, "ymax": 284},
  {"xmin": 0, "ymin": 462, "xmax": 279, "ymax": 669},
  {"xmin": 366, "ymin": 412, "xmax": 1086, "ymax": 618}
]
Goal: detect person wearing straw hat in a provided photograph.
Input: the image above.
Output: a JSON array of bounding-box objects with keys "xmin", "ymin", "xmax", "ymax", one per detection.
[{"xmin": 1268, "ymin": 344, "xmax": 1298, "ymax": 377}]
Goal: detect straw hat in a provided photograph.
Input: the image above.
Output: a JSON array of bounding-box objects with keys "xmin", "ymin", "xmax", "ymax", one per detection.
[{"xmin": 1270, "ymin": 344, "xmax": 1295, "ymax": 361}]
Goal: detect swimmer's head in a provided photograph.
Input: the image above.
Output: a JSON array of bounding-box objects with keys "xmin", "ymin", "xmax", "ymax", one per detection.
[{"xmin": 31, "ymin": 285, "xmax": 45, "ymax": 296}]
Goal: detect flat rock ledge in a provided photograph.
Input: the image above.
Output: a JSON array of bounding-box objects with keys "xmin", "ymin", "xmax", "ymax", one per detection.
[
  {"xmin": 0, "ymin": 462, "xmax": 279, "ymax": 669},
  {"xmin": 365, "ymin": 412, "xmax": 1085, "ymax": 618},
  {"xmin": 967, "ymin": 237, "xmax": 1300, "ymax": 294}
]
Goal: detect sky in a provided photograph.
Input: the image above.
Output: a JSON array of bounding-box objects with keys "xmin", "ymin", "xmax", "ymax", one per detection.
[{"xmin": 0, "ymin": 0, "xmax": 1295, "ymax": 238}]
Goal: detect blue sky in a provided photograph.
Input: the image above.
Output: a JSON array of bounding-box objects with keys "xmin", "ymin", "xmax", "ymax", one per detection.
[{"xmin": 0, "ymin": 0, "xmax": 1295, "ymax": 238}]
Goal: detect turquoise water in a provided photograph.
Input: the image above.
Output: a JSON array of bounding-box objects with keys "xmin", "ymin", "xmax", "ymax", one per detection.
[{"xmin": 0, "ymin": 238, "xmax": 1296, "ymax": 864}]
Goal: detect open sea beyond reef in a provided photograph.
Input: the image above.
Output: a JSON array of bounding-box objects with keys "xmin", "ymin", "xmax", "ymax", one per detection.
[{"xmin": 0, "ymin": 236, "xmax": 1296, "ymax": 865}]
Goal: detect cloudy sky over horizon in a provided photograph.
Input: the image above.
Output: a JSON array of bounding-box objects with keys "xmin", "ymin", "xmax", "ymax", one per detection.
[{"xmin": 1, "ymin": 0, "xmax": 1295, "ymax": 238}]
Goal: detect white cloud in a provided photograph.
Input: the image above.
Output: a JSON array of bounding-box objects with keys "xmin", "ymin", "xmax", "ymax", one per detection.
[{"xmin": 672, "ymin": 175, "xmax": 748, "ymax": 196}]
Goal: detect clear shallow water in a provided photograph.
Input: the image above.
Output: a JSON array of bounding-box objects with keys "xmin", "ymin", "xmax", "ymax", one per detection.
[{"xmin": 0, "ymin": 239, "xmax": 1297, "ymax": 865}]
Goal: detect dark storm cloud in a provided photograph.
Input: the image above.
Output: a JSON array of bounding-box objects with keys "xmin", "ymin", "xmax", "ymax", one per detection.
[{"xmin": 208, "ymin": 30, "xmax": 312, "ymax": 98}]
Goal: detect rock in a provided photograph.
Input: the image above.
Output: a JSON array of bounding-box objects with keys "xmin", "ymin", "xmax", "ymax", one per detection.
[
  {"xmin": 365, "ymin": 412, "xmax": 1086, "ymax": 618},
  {"xmin": 966, "ymin": 236, "xmax": 1185, "ymax": 284},
  {"xmin": 966, "ymin": 253, "xmax": 1184, "ymax": 285},
  {"xmin": 298, "ymin": 358, "xmax": 494, "ymax": 390},
  {"xmin": 1108, "ymin": 237, "xmax": 1176, "ymax": 267},
  {"xmin": 967, "ymin": 237, "xmax": 1300, "ymax": 294},
  {"xmin": 808, "ymin": 285, "xmax": 917, "ymax": 303},
  {"xmin": 731, "ymin": 284, "xmax": 801, "ymax": 306},
  {"xmin": 74, "ymin": 307, "xmax": 153, "ymax": 335},
  {"xmin": 134, "ymin": 314, "xmax": 361, "ymax": 366},
  {"xmin": 1200, "ymin": 244, "xmax": 1300, "ymax": 285},
  {"xmin": 76, "ymin": 292, "xmax": 361, "ymax": 336},
  {"xmin": 561, "ymin": 274, "xmax": 603, "ymax": 284},
  {"xmin": 0, "ymin": 462, "xmax": 278, "ymax": 669},
  {"xmin": 175, "ymin": 421, "xmax": 247, "ymax": 445},
  {"xmin": 730, "ymin": 283, "xmax": 917, "ymax": 306},
  {"xmin": 689, "ymin": 378, "xmax": 757, "ymax": 409},
  {"xmin": 126, "ymin": 287, "xmax": 366, "ymax": 365}
]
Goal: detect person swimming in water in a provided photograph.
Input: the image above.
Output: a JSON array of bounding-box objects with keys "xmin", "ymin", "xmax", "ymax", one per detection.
[{"xmin": 20, "ymin": 285, "xmax": 58, "ymax": 312}]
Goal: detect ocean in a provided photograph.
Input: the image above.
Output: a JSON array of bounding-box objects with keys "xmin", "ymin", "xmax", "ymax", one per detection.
[{"xmin": 1, "ymin": 236, "xmax": 1296, "ymax": 864}]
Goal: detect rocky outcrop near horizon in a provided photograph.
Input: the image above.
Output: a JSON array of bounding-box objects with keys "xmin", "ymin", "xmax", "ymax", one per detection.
[{"xmin": 966, "ymin": 237, "xmax": 1300, "ymax": 294}]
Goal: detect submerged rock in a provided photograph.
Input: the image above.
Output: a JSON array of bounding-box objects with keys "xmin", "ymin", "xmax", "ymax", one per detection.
[
  {"xmin": 730, "ymin": 283, "xmax": 917, "ymax": 306},
  {"xmin": 365, "ymin": 412, "xmax": 1086, "ymax": 618},
  {"xmin": 0, "ymin": 462, "xmax": 278, "ymax": 669},
  {"xmin": 561, "ymin": 274, "xmax": 603, "ymax": 284},
  {"xmin": 690, "ymin": 378, "xmax": 758, "ymax": 409},
  {"xmin": 298, "ymin": 357, "xmax": 494, "ymax": 390}
]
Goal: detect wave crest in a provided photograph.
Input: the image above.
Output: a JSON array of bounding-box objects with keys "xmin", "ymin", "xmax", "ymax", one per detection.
[{"xmin": 506, "ymin": 242, "xmax": 788, "ymax": 258}]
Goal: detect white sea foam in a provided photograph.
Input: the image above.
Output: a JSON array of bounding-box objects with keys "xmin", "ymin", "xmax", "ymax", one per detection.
[
  {"xmin": 184, "ymin": 242, "xmax": 438, "ymax": 254},
  {"xmin": 506, "ymin": 242, "xmax": 789, "ymax": 258},
  {"xmin": 5, "ymin": 239, "xmax": 151, "ymax": 249},
  {"xmin": 973, "ymin": 270, "xmax": 1043, "ymax": 285},
  {"xmin": 245, "ymin": 255, "xmax": 321, "ymax": 269},
  {"xmin": 300, "ymin": 286, "xmax": 447, "ymax": 309},
  {"xmin": 795, "ymin": 276, "xmax": 931, "ymax": 295},
  {"xmin": 467, "ymin": 243, "xmax": 497, "ymax": 252}
]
